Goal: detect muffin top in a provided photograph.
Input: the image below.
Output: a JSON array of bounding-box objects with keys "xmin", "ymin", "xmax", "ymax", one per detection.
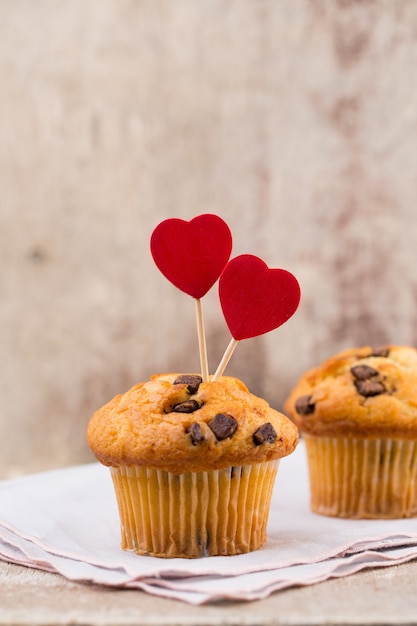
[
  {"xmin": 87, "ymin": 374, "xmax": 298, "ymax": 473},
  {"xmin": 284, "ymin": 345, "xmax": 417, "ymax": 439}
]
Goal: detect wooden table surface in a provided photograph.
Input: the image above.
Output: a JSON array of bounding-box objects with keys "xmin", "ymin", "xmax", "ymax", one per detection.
[{"xmin": 1, "ymin": 559, "xmax": 417, "ymax": 626}]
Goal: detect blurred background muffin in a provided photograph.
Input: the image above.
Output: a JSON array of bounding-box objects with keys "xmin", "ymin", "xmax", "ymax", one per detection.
[{"xmin": 285, "ymin": 345, "xmax": 417, "ymax": 519}]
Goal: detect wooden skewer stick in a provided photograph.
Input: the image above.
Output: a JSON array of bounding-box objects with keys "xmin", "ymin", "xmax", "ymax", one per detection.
[
  {"xmin": 195, "ymin": 298, "xmax": 209, "ymax": 382},
  {"xmin": 212, "ymin": 337, "xmax": 239, "ymax": 381}
]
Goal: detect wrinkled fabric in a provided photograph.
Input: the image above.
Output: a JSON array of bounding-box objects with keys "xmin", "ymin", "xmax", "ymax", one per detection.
[{"xmin": 0, "ymin": 443, "xmax": 416, "ymax": 604}]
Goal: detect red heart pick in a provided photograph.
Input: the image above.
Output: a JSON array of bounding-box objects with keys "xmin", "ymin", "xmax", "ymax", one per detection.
[
  {"xmin": 219, "ymin": 254, "xmax": 301, "ymax": 340},
  {"xmin": 150, "ymin": 214, "xmax": 232, "ymax": 299}
]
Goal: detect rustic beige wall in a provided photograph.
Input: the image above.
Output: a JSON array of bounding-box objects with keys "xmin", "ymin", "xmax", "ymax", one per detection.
[{"xmin": 1, "ymin": 0, "xmax": 417, "ymax": 477}]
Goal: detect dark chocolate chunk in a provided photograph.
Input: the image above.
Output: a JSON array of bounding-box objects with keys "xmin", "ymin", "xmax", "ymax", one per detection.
[
  {"xmin": 354, "ymin": 379, "xmax": 386, "ymax": 397},
  {"xmin": 253, "ymin": 422, "xmax": 277, "ymax": 445},
  {"xmin": 371, "ymin": 346, "xmax": 390, "ymax": 358},
  {"xmin": 173, "ymin": 374, "xmax": 202, "ymax": 395},
  {"xmin": 208, "ymin": 413, "xmax": 238, "ymax": 440},
  {"xmin": 295, "ymin": 395, "xmax": 315, "ymax": 415},
  {"xmin": 173, "ymin": 400, "xmax": 200, "ymax": 413},
  {"xmin": 187, "ymin": 422, "xmax": 205, "ymax": 445},
  {"xmin": 351, "ymin": 365, "xmax": 379, "ymax": 380}
]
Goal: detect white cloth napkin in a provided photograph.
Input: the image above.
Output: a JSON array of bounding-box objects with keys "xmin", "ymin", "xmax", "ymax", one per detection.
[{"xmin": 0, "ymin": 442, "xmax": 417, "ymax": 604}]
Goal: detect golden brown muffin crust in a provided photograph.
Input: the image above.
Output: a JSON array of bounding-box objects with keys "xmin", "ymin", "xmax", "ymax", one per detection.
[
  {"xmin": 87, "ymin": 374, "xmax": 298, "ymax": 473},
  {"xmin": 284, "ymin": 345, "xmax": 417, "ymax": 439}
]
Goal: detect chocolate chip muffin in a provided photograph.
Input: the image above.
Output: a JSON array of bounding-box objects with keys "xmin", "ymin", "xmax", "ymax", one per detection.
[
  {"xmin": 284, "ymin": 345, "xmax": 417, "ymax": 519},
  {"xmin": 87, "ymin": 374, "xmax": 298, "ymax": 558}
]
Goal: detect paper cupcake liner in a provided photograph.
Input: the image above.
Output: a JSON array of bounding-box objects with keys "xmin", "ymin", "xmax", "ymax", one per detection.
[
  {"xmin": 303, "ymin": 435, "xmax": 417, "ymax": 519},
  {"xmin": 110, "ymin": 459, "xmax": 279, "ymax": 558}
]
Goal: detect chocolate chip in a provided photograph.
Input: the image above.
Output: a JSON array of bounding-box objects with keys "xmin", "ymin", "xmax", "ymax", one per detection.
[
  {"xmin": 253, "ymin": 423, "xmax": 277, "ymax": 445},
  {"xmin": 354, "ymin": 379, "xmax": 386, "ymax": 397},
  {"xmin": 172, "ymin": 400, "xmax": 200, "ymax": 413},
  {"xmin": 187, "ymin": 422, "xmax": 205, "ymax": 445},
  {"xmin": 351, "ymin": 365, "xmax": 379, "ymax": 380},
  {"xmin": 295, "ymin": 395, "xmax": 315, "ymax": 415},
  {"xmin": 173, "ymin": 375, "xmax": 202, "ymax": 395},
  {"xmin": 371, "ymin": 346, "xmax": 390, "ymax": 358},
  {"xmin": 208, "ymin": 413, "xmax": 238, "ymax": 440}
]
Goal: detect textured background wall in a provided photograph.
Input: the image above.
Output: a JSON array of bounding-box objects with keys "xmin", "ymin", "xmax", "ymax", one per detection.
[{"xmin": 1, "ymin": 0, "xmax": 417, "ymax": 477}]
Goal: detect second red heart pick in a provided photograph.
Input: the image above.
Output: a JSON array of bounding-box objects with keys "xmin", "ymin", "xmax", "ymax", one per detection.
[
  {"xmin": 219, "ymin": 254, "xmax": 301, "ymax": 341},
  {"xmin": 150, "ymin": 214, "xmax": 232, "ymax": 299}
]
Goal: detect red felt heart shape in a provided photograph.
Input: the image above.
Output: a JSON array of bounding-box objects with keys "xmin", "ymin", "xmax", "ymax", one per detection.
[
  {"xmin": 150, "ymin": 214, "xmax": 232, "ymax": 299},
  {"xmin": 219, "ymin": 254, "xmax": 301, "ymax": 340}
]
